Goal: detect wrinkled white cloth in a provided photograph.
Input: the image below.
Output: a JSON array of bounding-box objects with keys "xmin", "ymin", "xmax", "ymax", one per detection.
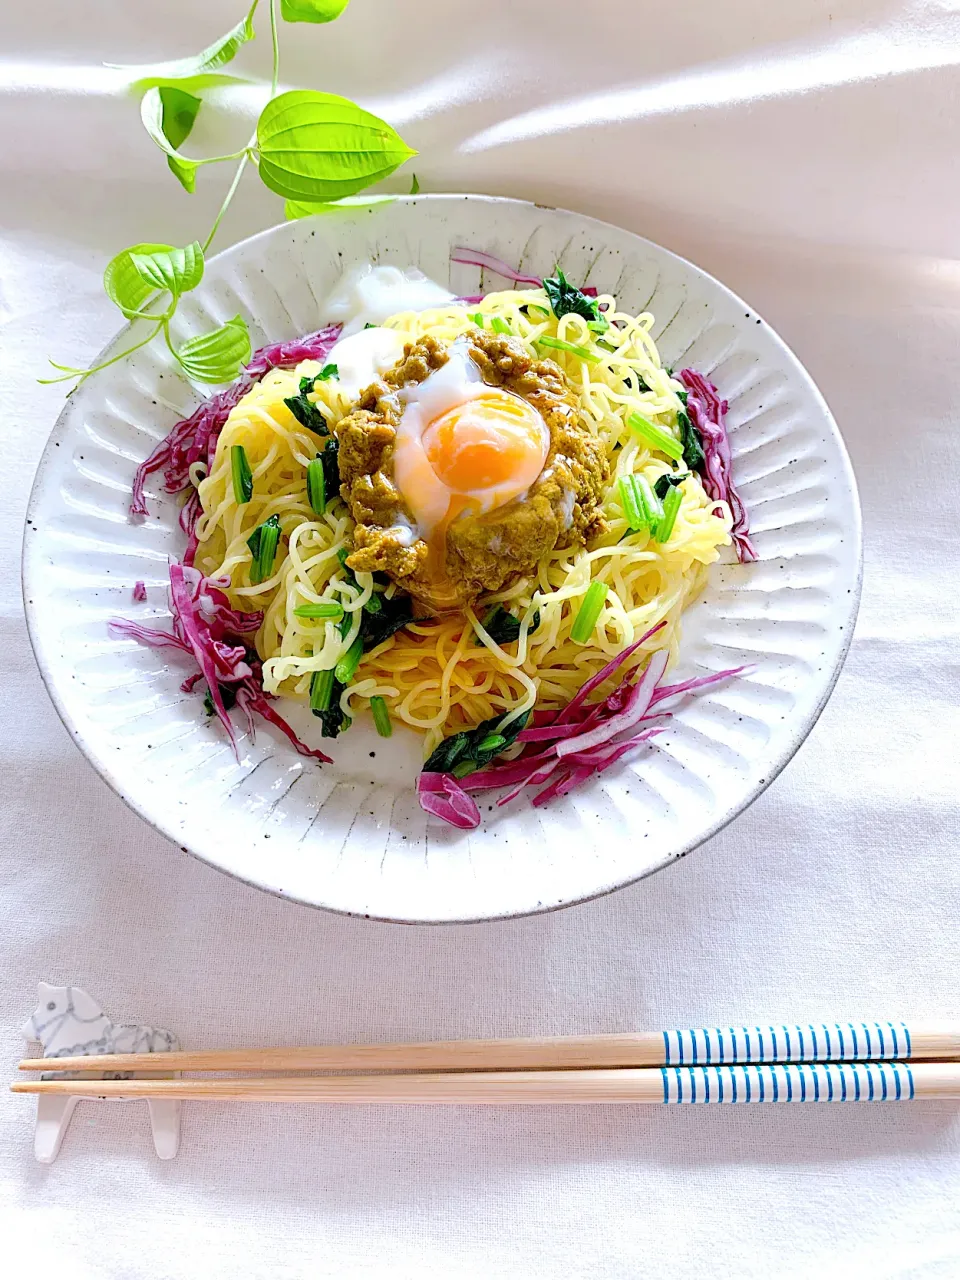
[{"xmin": 1, "ymin": 2, "xmax": 959, "ymax": 1276}]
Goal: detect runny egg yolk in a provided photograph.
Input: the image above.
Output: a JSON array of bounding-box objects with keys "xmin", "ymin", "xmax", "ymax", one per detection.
[
  {"xmin": 390, "ymin": 344, "xmax": 551, "ymax": 605},
  {"xmin": 422, "ymin": 392, "xmax": 548, "ymax": 496}
]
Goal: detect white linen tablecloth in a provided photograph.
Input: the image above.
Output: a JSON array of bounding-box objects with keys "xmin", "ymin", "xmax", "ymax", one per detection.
[{"xmin": 1, "ymin": 2, "xmax": 958, "ymax": 1275}]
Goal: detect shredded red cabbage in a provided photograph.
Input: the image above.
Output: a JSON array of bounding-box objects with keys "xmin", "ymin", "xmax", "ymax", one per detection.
[
  {"xmin": 450, "ymin": 249, "xmax": 600, "ymax": 301},
  {"xmin": 130, "ymin": 324, "xmax": 342, "ymax": 522},
  {"xmin": 418, "ymin": 645, "xmax": 749, "ymax": 827},
  {"xmin": 244, "ymin": 324, "xmax": 342, "ymax": 377},
  {"xmin": 132, "ymin": 580, "xmax": 147, "ymax": 602},
  {"xmin": 109, "ymin": 563, "xmax": 331, "ymax": 764},
  {"xmin": 678, "ymin": 368, "xmax": 756, "ymax": 563},
  {"xmin": 450, "ymin": 248, "xmax": 542, "ymax": 286},
  {"xmin": 417, "ymin": 772, "xmax": 482, "ymax": 830}
]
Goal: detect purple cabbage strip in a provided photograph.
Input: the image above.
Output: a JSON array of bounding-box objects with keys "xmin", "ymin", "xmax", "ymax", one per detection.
[
  {"xmin": 110, "ymin": 563, "xmax": 331, "ymax": 764},
  {"xmin": 132, "ymin": 580, "xmax": 146, "ymax": 602},
  {"xmin": 552, "ymin": 620, "xmax": 666, "ymax": 727},
  {"xmin": 450, "ymin": 248, "xmax": 543, "ymax": 287},
  {"xmin": 422, "ymin": 653, "xmax": 750, "ymax": 828},
  {"xmin": 678, "ymin": 368, "xmax": 757, "ymax": 563},
  {"xmin": 131, "ymin": 324, "xmax": 342, "ymax": 521},
  {"xmin": 244, "ymin": 323, "xmax": 342, "ymax": 377},
  {"xmin": 417, "ymin": 772, "xmax": 481, "ymax": 830}
]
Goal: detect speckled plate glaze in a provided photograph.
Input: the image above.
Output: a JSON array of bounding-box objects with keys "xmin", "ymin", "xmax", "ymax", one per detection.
[{"xmin": 23, "ymin": 196, "xmax": 861, "ymax": 923}]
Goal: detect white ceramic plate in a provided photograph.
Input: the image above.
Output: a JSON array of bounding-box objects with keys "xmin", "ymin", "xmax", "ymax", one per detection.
[{"xmin": 23, "ymin": 196, "xmax": 861, "ymax": 923}]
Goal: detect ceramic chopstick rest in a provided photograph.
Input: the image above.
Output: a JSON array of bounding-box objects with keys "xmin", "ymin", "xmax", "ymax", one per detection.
[{"xmin": 21, "ymin": 982, "xmax": 180, "ymax": 1162}]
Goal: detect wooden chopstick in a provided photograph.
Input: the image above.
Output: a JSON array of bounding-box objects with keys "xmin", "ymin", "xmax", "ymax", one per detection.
[
  {"xmin": 11, "ymin": 1062, "xmax": 960, "ymax": 1104},
  {"xmin": 18, "ymin": 1022, "xmax": 960, "ymax": 1076}
]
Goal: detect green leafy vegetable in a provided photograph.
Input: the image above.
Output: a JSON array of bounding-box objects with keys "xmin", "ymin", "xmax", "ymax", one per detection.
[
  {"xmin": 246, "ymin": 513, "xmax": 281, "ymax": 584},
  {"xmin": 204, "ymin": 682, "xmax": 238, "ymax": 716},
  {"xmin": 176, "ymin": 314, "xmax": 251, "ymax": 382},
  {"xmin": 477, "ymin": 605, "xmax": 539, "ymax": 646},
  {"xmin": 653, "ymin": 471, "xmax": 689, "ymax": 502},
  {"xmin": 423, "ymin": 709, "xmax": 531, "ymax": 775},
  {"xmin": 281, "ymin": 0, "xmax": 350, "ymax": 21},
  {"xmin": 359, "ymin": 591, "xmax": 413, "ymax": 651},
  {"xmin": 469, "ymin": 312, "xmax": 485, "ymax": 328},
  {"xmin": 319, "ymin": 438, "xmax": 340, "ymax": 509},
  {"xmin": 490, "ymin": 316, "xmax": 512, "ymax": 335},
  {"xmin": 284, "ymin": 375, "xmax": 328, "ymax": 434},
  {"xmin": 370, "ymin": 695, "xmax": 392, "ymax": 737},
  {"xmin": 309, "ymin": 668, "xmax": 347, "ymax": 737},
  {"xmin": 543, "ymin": 268, "xmax": 601, "ymax": 324},
  {"xmin": 257, "ymin": 90, "xmax": 416, "ymax": 202},
  {"xmin": 316, "ymin": 363, "xmax": 338, "ymax": 380},
  {"xmin": 678, "ymin": 409, "xmax": 706, "ymax": 471},
  {"xmin": 293, "ymin": 601, "xmax": 343, "ymax": 620},
  {"xmin": 231, "ymin": 444, "xmax": 253, "ymax": 503},
  {"xmin": 570, "ymin": 581, "xmax": 609, "ymax": 644},
  {"xmin": 107, "ymin": 2, "xmax": 259, "ymax": 91}
]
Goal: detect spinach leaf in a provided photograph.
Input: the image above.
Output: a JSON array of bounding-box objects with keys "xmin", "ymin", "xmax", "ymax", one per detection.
[
  {"xmin": 317, "ymin": 675, "xmax": 347, "ymax": 738},
  {"xmin": 422, "ymin": 708, "xmax": 532, "ymax": 775},
  {"xmin": 203, "ymin": 682, "xmax": 237, "ymax": 717},
  {"xmin": 284, "ymin": 375, "xmax": 329, "ymax": 435},
  {"xmin": 542, "ymin": 268, "xmax": 600, "ymax": 324},
  {"xmin": 316, "ymin": 363, "xmax": 338, "ymax": 380},
  {"xmin": 478, "ymin": 605, "xmax": 540, "ymax": 646},
  {"xmin": 319, "ymin": 436, "xmax": 340, "ymax": 501},
  {"xmin": 654, "ymin": 471, "xmax": 689, "ymax": 502},
  {"xmin": 678, "ymin": 410, "xmax": 705, "ymax": 472},
  {"xmin": 360, "ymin": 592, "xmax": 413, "ymax": 650}
]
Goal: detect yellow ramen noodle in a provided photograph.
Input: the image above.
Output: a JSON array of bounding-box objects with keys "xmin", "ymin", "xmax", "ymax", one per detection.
[{"xmin": 192, "ymin": 290, "xmax": 732, "ymax": 756}]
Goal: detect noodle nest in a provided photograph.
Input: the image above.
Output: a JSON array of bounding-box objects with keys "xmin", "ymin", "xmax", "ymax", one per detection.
[{"xmin": 192, "ymin": 288, "xmax": 732, "ymax": 755}]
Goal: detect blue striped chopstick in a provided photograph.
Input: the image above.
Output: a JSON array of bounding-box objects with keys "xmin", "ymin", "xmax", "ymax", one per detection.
[{"xmin": 12, "ymin": 1060, "xmax": 960, "ymax": 1104}]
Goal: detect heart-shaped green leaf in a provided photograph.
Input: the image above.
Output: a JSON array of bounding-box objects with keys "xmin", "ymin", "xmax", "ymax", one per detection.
[
  {"xmin": 280, "ymin": 0, "xmax": 350, "ymax": 21},
  {"xmin": 129, "ymin": 242, "xmax": 204, "ymax": 297},
  {"xmin": 257, "ymin": 90, "xmax": 416, "ymax": 202},
  {"xmin": 104, "ymin": 242, "xmax": 205, "ymax": 319},
  {"xmin": 176, "ymin": 315, "xmax": 252, "ymax": 383},
  {"xmin": 156, "ymin": 86, "xmax": 201, "ymax": 188},
  {"xmin": 103, "ymin": 243, "xmax": 173, "ymax": 319},
  {"xmin": 107, "ymin": 2, "xmax": 259, "ymax": 91},
  {"xmin": 141, "ymin": 87, "xmax": 203, "ymax": 191}
]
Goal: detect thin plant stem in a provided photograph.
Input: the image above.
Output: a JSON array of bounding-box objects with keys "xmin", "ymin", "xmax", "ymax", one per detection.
[
  {"xmin": 203, "ymin": 151, "xmax": 251, "ymax": 253},
  {"xmin": 39, "ymin": 319, "xmax": 165, "ymax": 388}
]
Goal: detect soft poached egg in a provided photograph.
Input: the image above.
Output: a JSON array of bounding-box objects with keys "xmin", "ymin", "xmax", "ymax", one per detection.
[
  {"xmin": 322, "ymin": 264, "xmax": 455, "ymax": 337},
  {"xmin": 392, "ymin": 342, "xmax": 550, "ymax": 599}
]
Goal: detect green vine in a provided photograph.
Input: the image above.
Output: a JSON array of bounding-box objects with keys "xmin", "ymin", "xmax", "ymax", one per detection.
[{"xmin": 44, "ymin": 0, "xmax": 415, "ymax": 392}]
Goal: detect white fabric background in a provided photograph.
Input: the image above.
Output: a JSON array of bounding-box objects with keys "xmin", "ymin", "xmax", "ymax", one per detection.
[{"xmin": 2, "ymin": 2, "xmax": 959, "ymax": 1275}]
